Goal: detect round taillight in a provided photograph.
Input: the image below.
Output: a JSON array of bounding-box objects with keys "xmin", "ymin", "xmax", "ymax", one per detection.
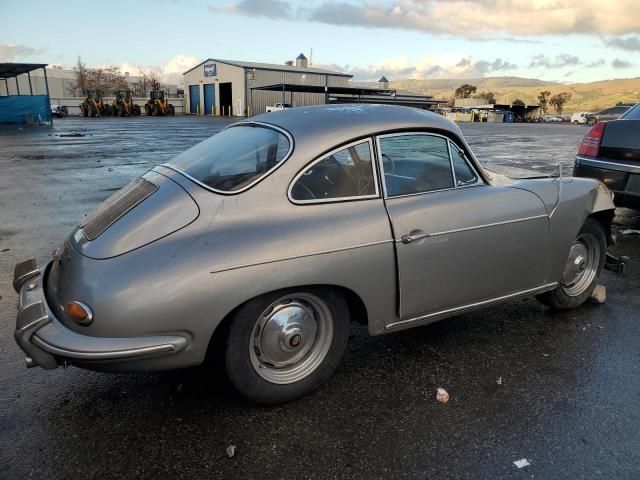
[{"xmin": 66, "ymin": 301, "xmax": 93, "ymax": 325}]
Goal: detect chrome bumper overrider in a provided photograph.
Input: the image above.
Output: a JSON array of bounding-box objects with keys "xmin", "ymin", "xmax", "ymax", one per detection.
[{"xmin": 13, "ymin": 259, "xmax": 188, "ymax": 369}]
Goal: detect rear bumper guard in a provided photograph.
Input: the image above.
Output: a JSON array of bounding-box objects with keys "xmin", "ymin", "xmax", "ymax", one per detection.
[{"xmin": 13, "ymin": 259, "xmax": 188, "ymax": 370}]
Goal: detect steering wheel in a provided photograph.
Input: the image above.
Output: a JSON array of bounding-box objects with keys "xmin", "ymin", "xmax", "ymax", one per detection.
[{"xmin": 381, "ymin": 153, "xmax": 396, "ymax": 173}]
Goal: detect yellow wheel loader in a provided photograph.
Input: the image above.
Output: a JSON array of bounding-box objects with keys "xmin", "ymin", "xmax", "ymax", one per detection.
[
  {"xmin": 144, "ymin": 90, "xmax": 175, "ymax": 116},
  {"xmin": 79, "ymin": 90, "xmax": 112, "ymax": 117},
  {"xmin": 112, "ymin": 90, "xmax": 141, "ymax": 117}
]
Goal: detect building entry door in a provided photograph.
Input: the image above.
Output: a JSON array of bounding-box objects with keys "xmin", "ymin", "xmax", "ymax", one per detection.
[
  {"xmin": 203, "ymin": 84, "xmax": 215, "ymax": 115},
  {"xmin": 219, "ymin": 82, "xmax": 232, "ymax": 116},
  {"xmin": 189, "ymin": 85, "xmax": 200, "ymax": 114}
]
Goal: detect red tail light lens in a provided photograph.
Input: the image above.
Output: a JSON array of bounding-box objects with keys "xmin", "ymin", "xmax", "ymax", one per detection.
[{"xmin": 578, "ymin": 122, "xmax": 606, "ymax": 157}]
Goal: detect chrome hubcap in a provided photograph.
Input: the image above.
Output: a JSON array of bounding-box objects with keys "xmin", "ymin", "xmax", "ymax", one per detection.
[
  {"xmin": 250, "ymin": 293, "xmax": 333, "ymax": 384},
  {"xmin": 561, "ymin": 233, "xmax": 600, "ymax": 297}
]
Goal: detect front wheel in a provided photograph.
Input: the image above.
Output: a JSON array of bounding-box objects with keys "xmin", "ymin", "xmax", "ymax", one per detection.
[
  {"xmin": 224, "ymin": 288, "xmax": 350, "ymax": 404},
  {"xmin": 537, "ymin": 218, "xmax": 606, "ymax": 310}
]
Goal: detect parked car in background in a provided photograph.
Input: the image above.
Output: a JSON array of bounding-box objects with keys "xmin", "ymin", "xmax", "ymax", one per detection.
[
  {"xmin": 574, "ymin": 103, "xmax": 640, "ymax": 208},
  {"xmin": 14, "ymin": 105, "xmax": 615, "ymax": 404},
  {"xmin": 571, "ymin": 112, "xmax": 592, "ymax": 125},
  {"xmin": 50, "ymin": 105, "xmax": 68, "ymax": 118},
  {"xmin": 265, "ymin": 103, "xmax": 292, "ymax": 113},
  {"xmin": 585, "ymin": 105, "xmax": 632, "ymax": 126},
  {"xmin": 543, "ymin": 115, "xmax": 564, "ymax": 122}
]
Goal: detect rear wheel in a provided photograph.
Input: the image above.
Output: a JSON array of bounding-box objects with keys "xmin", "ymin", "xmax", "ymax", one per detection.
[
  {"xmin": 144, "ymin": 104, "xmax": 152, "ymax": 116},
  {"xmin": 536, "ymin": 218, "xmax": 606, "ymax": 310},
  {"xmin": 224, "ymin": 287, "xmax": 350, "ymax": 404},
  {"xmin": 587, "ymin": 117, "xmax": 597, "ymax": 126},
  {"xmin": 168, "ymin": 105, "xmax": 175, "ymax": 116}
]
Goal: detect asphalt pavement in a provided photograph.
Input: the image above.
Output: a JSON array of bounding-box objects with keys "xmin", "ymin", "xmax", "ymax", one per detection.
[{"xmin": 1, "ymin": 116, "xmax": 638, "ymax": 479}]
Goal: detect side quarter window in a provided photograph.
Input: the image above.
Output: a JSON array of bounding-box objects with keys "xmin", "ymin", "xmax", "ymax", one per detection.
[
  {"xmin": 449, "ymin": 141, "xmax": 481, "ymax": 186},
  {"xmin": 290, "ymin": 140, "xmax": 377, "ymax": 203},
  {"xmin": 379, "ymin": 134, "xmax": 454, "ymax": 197}
]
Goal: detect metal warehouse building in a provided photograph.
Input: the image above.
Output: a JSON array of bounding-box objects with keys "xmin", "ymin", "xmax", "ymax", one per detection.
[{"xmin": 183, "ymin": 54, "xmax": 353, "ymax": 117}]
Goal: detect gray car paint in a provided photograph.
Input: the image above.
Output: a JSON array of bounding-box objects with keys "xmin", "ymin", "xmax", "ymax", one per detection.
[{"xmin": 15, "ymin": 104, "xmax": 615, "ymax": 371}]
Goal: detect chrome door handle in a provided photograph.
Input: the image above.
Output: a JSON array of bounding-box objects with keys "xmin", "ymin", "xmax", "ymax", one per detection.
[{"xmin": 401, "ymin": 233, "xmax": 429, "ymax": 244}]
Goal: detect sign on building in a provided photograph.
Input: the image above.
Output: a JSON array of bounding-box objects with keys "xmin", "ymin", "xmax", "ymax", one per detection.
[{"xmin": 204, "ymin": 64, "xmax": 217, "ymax": 77}]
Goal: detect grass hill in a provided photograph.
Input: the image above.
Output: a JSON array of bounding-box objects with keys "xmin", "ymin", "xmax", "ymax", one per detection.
[{"xmin": 391, "ymin": 77, "xmax": 640, "ymax": 112}]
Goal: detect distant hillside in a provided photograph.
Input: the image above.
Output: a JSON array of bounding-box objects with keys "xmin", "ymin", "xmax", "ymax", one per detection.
[{"xmin": 391, "ymin": 76, "xmax": 640, "ymax": 112}]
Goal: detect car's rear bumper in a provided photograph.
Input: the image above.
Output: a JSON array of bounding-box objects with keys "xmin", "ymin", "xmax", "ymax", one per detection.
[
  {"xmin": 574, "ymin": 156, "xmax": 640, "ymax": 208},
  {"xmin": 14, "ymin": 258, "xmax": 188, "ymax": 370}
]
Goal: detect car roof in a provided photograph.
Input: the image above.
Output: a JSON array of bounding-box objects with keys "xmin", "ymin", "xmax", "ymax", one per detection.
[{"xmin": 244, "ymin": 104, "xmax": 464, "ymax": 151}]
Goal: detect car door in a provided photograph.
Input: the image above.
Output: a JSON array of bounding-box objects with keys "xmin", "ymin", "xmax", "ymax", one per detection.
[{"xmin": 378, "ymin": 132, "xmax": 550, "ymax": 322}]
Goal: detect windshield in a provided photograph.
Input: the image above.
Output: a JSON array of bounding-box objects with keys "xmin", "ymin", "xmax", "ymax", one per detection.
[
  {"xmin": 167, "ymin": 125, "xmax": 291, "ymax": 192},
  {"xmin": 621, "ymin": 104, "xmax": 640, "ymax": 120}
]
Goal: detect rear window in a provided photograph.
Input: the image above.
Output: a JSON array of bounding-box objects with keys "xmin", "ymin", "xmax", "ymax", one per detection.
[
  {"xmin": 167, "ymin": 125, "xmax": 290, "ymax": 192},
  {"xmin": 621, "ymin": 104, "xmax": 640, "ymax": 120}
]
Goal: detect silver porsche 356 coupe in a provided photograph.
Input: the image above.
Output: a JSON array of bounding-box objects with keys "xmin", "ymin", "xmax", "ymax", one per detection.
[{"xmin": 14, "ymin": 105, "xmax": 615, "ymax": 404}]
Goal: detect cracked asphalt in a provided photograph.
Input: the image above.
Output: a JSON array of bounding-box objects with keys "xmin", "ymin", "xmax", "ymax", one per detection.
[{"xmin": 1, "ymin": 116, "xmax": 638, "ymax": 479}]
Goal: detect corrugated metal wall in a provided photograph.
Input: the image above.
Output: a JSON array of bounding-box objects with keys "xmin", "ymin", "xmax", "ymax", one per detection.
[{"xmin": 249, "ymin": 69, "xmax": 350, "ymax": 116}]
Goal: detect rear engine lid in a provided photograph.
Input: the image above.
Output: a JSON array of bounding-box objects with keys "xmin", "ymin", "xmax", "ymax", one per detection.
[{"xmin": 71, "ymin": 171, "xmax": 199, "ymax": 259}]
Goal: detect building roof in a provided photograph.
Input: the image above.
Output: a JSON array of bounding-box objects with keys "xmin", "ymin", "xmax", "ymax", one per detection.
[
  {"xmin": 0, "ymin": 63, "xmax": 48, "ymax": 79},
  {"xmin": 184, "ymin": 58, "xmax": 352, "ymax": 77},
  {"xmin": 297, "ymin": 53, "xmax": 307, "ymax": 60},
  {"xmin": 378, "ymin": 76, "xmax": 389, "ymax": 83}
]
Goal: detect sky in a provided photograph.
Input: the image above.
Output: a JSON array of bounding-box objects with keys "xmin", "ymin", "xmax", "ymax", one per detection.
[{"xmin": 1, "ymin": 0, "xmax": 639, "ymax": 85}]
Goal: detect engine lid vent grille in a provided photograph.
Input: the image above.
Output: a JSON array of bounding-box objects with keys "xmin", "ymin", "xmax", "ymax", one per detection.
[{"xmin": 81, "ymin": 177, "xmax": 158, "ymax": 241}]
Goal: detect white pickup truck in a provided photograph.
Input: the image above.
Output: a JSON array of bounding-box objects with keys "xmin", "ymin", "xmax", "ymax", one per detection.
[{"xmin": 265, "ymin": 103, "xmax": 292, "ymax": 113}]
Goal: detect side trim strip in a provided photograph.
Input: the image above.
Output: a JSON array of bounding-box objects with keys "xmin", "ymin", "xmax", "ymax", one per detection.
[
  {"xmin": 394, "ymin": 214, "xmax": 548, "ymax": 243},
  {"xmin": 576, "ymin": 155, "xmax": 640, "ymax": 174},
  {"xmin": 386, "ymin": 282, "xmax": 558, "ymax": 330},
  {"xmin": 210, "ymin": 239, "xmax": 393, "ymax": 274}
]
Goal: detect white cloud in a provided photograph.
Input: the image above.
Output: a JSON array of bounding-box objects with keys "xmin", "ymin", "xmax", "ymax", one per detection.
[
  {"xmin": 119, "ymin": 54, "xmax": 200, "ymax": 86},
  {"xmin": 215, "ymin": 0, "xmax": 640, "ymax": 37},
  {"xmin": 0, "ymin": 43, "xmax": 47, "ymax": 61},
  {"xmin": 318, "ymin": 54, "xmax": 518, "ymax": 81}
]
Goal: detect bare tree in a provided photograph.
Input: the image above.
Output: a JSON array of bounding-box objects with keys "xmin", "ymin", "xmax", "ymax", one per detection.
[
  {"xmin": 67, "ymin": 57, "xmax": 89, "ymax": 96},
  {"xmin": 69, "ymin": 62, "xmax": 128, "ymax": 97},
  {"xmin": 549, "ymin": 92, "xmax": 572, "ymax": 114}
]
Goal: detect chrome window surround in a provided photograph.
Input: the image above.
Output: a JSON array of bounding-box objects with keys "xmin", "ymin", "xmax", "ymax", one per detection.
[
  {"xmin": 287, "ymin": 138, "xmax": 381, "ymax": 205},
  {"xmin": 160, "ymin": 121, "xmax": 295, "ymax": 195},
  {"xmin": 375, "ymin": 132, "xmax": 484, "ymax": 199}
]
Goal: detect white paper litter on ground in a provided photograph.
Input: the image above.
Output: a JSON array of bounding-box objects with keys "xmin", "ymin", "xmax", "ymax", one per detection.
[
  {"xmin": 513, "ymin": 458, "xmax": 530, "ymax": 468},
  {"xmin": 436, "ymin": 388, "xmax": 449, "ymax": 403}
]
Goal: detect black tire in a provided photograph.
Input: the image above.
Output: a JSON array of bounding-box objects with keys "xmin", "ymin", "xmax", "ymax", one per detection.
[
  {"xmin": 81, "ymin": 105, "xmax": 88, "ymax": 117},
  {"xmin": 536, "ymin": 218, "xmax": 606, "ymax": 310},
  {"xmin": 145, "ymin": 104, "xmax": 152, "ymax": 116},
  {"xmin": 168, "ymin": 105, "xmax": 175, "ymax": 116},
  {"xmin": 134, "ymin": 105, "xmax": 141, "ymax": 116},
  {"xmin": 224, "ymin": 287, "xmax": 350, "ymax": 404},
  {"xmin": 587, "ymin": 117, "xmax": 597, "ymax": 126}
]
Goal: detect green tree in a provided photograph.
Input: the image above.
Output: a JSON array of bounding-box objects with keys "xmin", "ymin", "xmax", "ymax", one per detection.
[
  {"xmin": 512, "ymin": 99, "xmax": 525, "ymax": 106},
  {"xmin": 549, "ymin": 92, "xmax": 572, "ymax": 114},
  {"xmin": 477, "ymin": 91, "xmax": 496, "ymax": 104},
  {"xmin": 455, "ymin": 84, "xmax": 477, "ymax": 98},
  {"xmin": 537, "ymin": 90, "xmax": 551, "ymax": 115}
]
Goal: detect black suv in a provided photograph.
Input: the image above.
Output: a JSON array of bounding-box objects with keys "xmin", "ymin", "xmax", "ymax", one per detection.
[{"xmin": 574, "ymin": 103, "xmax": 640, "ymax": 208}]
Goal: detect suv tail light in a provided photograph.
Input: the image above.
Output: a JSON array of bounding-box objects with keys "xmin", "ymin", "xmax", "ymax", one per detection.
[{"xmin": 578, "ymin": 122, "xmax": 606, "ymax": 157}]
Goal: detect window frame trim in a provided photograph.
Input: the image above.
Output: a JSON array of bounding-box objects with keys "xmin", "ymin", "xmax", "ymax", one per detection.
[
  {"xmin": 160, "ymin": 121, "xmax": 294, "ymax": 196},
  {"xmin": 287, "ymin": 137, "xmax": 381, "ymax": 205},
  {"xmin": 376, "ymin": 131, "xmax": 483, "ymax": 200}
]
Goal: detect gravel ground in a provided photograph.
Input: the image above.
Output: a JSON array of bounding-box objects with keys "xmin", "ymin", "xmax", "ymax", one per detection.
[{"xmin": 1, "ymin": 116, "xmax": 638, "ymax": 480}]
